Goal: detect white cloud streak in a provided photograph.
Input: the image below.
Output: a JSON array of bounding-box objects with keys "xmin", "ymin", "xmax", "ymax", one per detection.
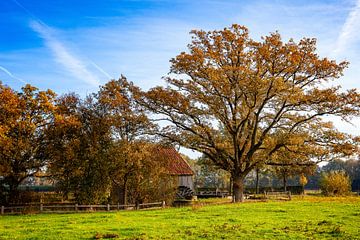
[
  {"xmin": 0, "ymin": 65, "xmax": 27, "ymax": 84},
  {"xmin": 333, "ymin": 0, "xmax": 360, "ymax": 57},
  {"xmin": 30, "ymin": 20, "xmax": 101, "ymax": 87}
]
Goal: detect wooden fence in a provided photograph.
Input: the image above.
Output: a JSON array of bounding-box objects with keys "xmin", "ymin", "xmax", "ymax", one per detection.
[
  {"xmin": 0, "ymin": 201, "xmax": 165, "ymax": 215},
  {"xmin": 264, "ymin": 191, "xmax": 291, "ymax": 200}
]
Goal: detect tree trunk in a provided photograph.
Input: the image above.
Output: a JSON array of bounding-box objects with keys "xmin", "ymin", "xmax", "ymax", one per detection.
[
  {"xmin": 122, "ymin": 178, "xmax": 128, "ymax": 205},
  {"xmin": 135, "ymin": 200, "xmax": 140, "ymax": 210},
  {"xmin": 6, "ymin": 176, "xmax": 23, "ymax": 205},
  {"xmin": 283, "ymin": 173, "xmax": 287, "ymax": 192},
  {"xmin": 232, "ymin": 174, "xmax": 245, "ymax": 202},
  {"xmin": 255, "ymin": 168, "xmax": 260, "ymax": 194},
  {"xmin": 229, "ymin": 177, "xmax": 233, "ymax": 197}
]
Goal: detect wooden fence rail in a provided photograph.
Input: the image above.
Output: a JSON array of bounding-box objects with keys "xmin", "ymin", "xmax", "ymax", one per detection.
[
  {"xmin": 264, "ymin": 191, "xmax": 291, "ymax": 200},
  {"xmin": 0, "ymin": 201, "xmax": 165, "ymax": 215}
]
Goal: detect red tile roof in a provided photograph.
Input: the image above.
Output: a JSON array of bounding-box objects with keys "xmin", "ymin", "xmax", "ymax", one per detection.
[{"xmin": 154, "ymin": 147, "xmax": 194, "ymax": 176}]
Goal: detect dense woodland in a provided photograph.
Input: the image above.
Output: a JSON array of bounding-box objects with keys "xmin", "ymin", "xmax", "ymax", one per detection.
[{"xmin": 1, "ymin": 24, "xmax": 360, "ymax": 205}]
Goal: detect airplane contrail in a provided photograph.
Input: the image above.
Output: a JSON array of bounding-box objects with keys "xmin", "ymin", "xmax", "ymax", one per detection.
[
  {"xmin": 30, "ymin": 21, "xmax": 101, "ymax": 87},
  {"xmin": 90, "ymin": 61, "xmax": 113, "ymax": 80},
  {"xmin": 0, "ymin": 65, "xmax": 27, "ymax": 84},
  {"xmin": 11, "ymin": 0, "xmax": 46, "ymax": 26},
  {"xmin": 11, "ymin": 0, "xmax": 113, "ymax": 85}
]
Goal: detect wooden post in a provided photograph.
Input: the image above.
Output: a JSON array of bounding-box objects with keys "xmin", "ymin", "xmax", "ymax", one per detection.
[
  {"xmin": 161, "ymin": 201, "xmax": 166, "ymax": 208},
  {"xmin": 107, "ymin": 204, "xmax": 110, "ymax": 211},
  {"xmin": 1, "ymin": 206, "xmax": 4, "ymax": 215},
  {"xmin": 75, "ymin": 204, "xmax": 78, "ymax": 212},
  {"xmin": 40, "ymin": 204, "xmax": 43, "ymax": 212},
  {"xmin": 117, "ymin": 203, "xmax": 120, "ymax": 210}
]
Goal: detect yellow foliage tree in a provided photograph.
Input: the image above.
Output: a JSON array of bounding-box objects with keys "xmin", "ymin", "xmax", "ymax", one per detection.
[{"xmin": 320, "ymin": 171, "xmax": 351, "ymax": 196}]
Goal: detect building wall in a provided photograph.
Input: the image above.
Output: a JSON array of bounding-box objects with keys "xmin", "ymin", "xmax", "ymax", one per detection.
[{"xmin": 178, "ymin": 175, "xmax": 194, "ymax": 190}]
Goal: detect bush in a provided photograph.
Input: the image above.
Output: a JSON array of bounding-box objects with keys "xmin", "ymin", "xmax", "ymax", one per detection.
[{"xmin": 320, "ymin": 171, "xmax": 351, "ymax": 196}]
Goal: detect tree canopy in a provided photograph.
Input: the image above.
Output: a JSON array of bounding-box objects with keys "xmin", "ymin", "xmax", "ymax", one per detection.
[
  {"xmin": 46, "ymin": 78, "xmax": 176, "ymax": 204},
  {"xmin": 133, "ymin": 24, "xmax": 360, "ymax": 202},
  {"xmin": 0, "ymin": 83, "xmax": 56, "ymax": 204}
]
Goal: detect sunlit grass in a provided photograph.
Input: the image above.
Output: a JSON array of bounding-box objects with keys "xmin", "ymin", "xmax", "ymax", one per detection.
[{"xmin": 0, "ymin": 195, "xmax": 359, "ymax": 239}]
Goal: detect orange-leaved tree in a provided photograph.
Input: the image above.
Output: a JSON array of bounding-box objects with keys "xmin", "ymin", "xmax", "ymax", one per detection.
[
  {"xmin": 0, "ymin": 83, "xmax": 56, "ymax": 204},
  {"xmin": 47, "ymin": 93, "xmax": 114, "ymax": 204},
  {"xmin": 132, "ymin": 25, "xmax": 360, "ymax": 202},
  {"xmin": 97, "ymin": 78, "xmax": 177, "ymax": 205}
]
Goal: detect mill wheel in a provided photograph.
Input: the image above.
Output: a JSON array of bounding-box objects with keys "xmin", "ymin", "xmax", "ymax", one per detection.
[{"xmin": 176, "ymin": 186, "xmax": 195, "ymax": 200}]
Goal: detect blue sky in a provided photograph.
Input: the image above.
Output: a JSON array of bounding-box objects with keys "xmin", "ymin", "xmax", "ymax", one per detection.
[{"xmin": 1, "ymin": 0, "xmax": 360, "ymax": 141}]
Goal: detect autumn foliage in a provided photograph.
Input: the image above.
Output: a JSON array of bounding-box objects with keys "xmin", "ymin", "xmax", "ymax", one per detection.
[
  {"xmin": 320, "ymin": 171, "xmax": 351, "ymax": 196},
  {"xmin": 1, "ymin": 24, "xmax": 360, "ymax": 204},
  {"xmin": 132, "ymin": 24, "xmax": 360, "ymax": 202},
  {"xmin": 0, "ymin": 83, "xmax": 56, "ymax": 204}
]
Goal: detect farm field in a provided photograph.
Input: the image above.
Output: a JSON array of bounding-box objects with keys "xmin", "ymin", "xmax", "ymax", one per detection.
[{"xmin": 0, "ymin": 196, "xmax": 360, "ymax": 240}]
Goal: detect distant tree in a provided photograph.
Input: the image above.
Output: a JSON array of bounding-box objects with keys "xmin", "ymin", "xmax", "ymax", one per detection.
[
  {"xmin": 269, "ymin": 146, "xmax": 316, "ymax": 191},
  {"xmin": 305, "ymin": 166, "xmax": 322, "ymax": 190},
  {"xmin": 322, "ymin": 159, "xmax": 346, "ymax": 173},
  {"xmin": 190, "ymin": 155, "xmax": 230, "ymax": 190},
  {"xmin": 343, "ymin": 159, "xmax": 360, "ymax": 181},
  {"xmin": 299, "ymin": 174, "xmax": 308, "ymax": 194},
  {"xmin": 133, "ymin": 24, "xmax": 360, "ymax": 202},
  {"xmin": 321, "ymin": 158, "xmax": 360, "ymax": 191},
  {"xmin": 322, "ymin": 159, "xmax": 360, "ymax": 181},
  {"xmin": 319, "ymin": 171, "xmax": 351, "ymax": 196},
  {"xmin": 0, "ymin": 83, "xmax": 56, "ymax": 204}
]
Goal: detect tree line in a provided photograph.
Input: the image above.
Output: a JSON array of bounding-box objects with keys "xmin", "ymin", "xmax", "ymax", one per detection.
[
  {"xmin": 1, "ymin": 24, "xmax": 360, "ymax": 204},
  {"xmin": 0, "ymin": 78, "xmax": 176, "ymax": 206}
]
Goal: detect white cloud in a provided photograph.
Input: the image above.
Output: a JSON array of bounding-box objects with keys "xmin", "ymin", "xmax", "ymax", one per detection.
[
  {"xmin": 30, "ymin": 20, "xmax": 101, "ymax": 87},
  {"xmin": 333, "ymin": 0, "xmax": 360, "ymax": 57}
]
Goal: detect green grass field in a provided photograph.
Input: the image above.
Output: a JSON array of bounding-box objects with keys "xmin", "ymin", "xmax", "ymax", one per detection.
[{"xmin": 1, "ymin": 196, "xmax": 360, "ymax": 239}]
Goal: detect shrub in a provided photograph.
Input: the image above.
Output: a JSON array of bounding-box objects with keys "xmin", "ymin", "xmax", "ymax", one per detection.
[{"xmin": 320, "ymin": 171, "xmax": 351, "ymax": 196}]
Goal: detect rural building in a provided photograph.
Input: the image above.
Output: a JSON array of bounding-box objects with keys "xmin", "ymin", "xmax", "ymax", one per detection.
[
  {"xmin": 154, "ymin": 147, "xmax": 195, "ymax": 199},
  {"xmin": 110, "ymin": 146, "xmax": 195, "ymax": 204},
  {"xmin": 155, "ymin": 147, "xmax": 194, "ymax": 188}
]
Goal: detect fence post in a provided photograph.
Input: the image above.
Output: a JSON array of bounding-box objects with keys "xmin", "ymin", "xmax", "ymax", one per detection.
[
  {"xmin": 1, "ymin": 206, "xmax": 4, "ymax": 215},
  {"xmin": 107, "ymin": 204, "xmax": 110, "ymax": 211},
  {"xmin": 75, "ymin": 204, "xmax": 78, "ymax": 212},
  {"xmin": 161, "ymin": 201, "xmax": 166, "ymax": 208},
  {"xmin": 40, "ymin": 204, "xmax": 43, "ymax": 212},
  {"xmin": 117, "ymin": 203, "xmax": 120, "ymax": 210}
]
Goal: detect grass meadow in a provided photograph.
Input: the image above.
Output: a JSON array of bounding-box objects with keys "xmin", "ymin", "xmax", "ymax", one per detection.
[{"xmin": 0, "ymin": 196, "xmax": 359, "ymax": 239}]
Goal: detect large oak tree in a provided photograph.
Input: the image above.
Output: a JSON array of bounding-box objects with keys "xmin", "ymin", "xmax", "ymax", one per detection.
[{"xmin": 133, "ymin": 25, "xmax": 360, "ymax": 202}]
